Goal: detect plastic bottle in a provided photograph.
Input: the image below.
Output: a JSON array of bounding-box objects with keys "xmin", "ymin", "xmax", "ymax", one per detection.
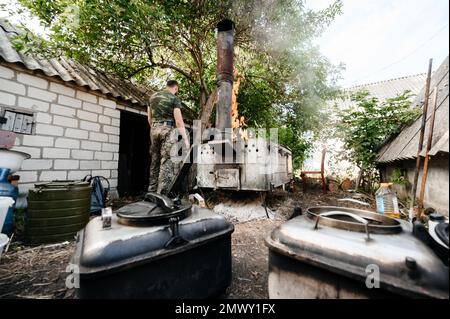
[{"xmin": 375, "ymin": 183, "xmax": 400, "ymax": 218}]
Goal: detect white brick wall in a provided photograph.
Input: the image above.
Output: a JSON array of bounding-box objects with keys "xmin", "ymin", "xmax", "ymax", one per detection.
[
  {"xmin": 0, "ymin": 91, "xmax": 16, "ymax": 106},
  {"xmin": 17, "ymin": 73, "xmax": 48, "ymax": 89},
  {"xmin": 49, "ymin": 82, "xmax": 75, "ymax": 97},
  {"xmin": 1, "ymin": 64, "xmax": 129, "ymax": 195}
]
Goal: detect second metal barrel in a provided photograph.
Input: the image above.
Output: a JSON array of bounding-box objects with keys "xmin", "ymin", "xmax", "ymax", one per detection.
[{"xmin": 25, "ymin": 181, "xmax": 91, "ymax": 245}]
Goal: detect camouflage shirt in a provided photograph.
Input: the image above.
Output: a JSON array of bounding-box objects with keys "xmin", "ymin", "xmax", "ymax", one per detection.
[{"xmin": 149, "ymin": 90, "xmax": 182, "ymax": 122}]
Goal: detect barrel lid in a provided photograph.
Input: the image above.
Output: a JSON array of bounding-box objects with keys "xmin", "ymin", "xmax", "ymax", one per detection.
[
  {"xmin": 116, "ymin": 193, "xmax": 191, "ymax": 224},
  {"xmin": 34, "ymin": 180, "xmax": 90, "ymax": 189},
  {"xmin": 306, "ymin": 206, "xmax": 402, "ymax": 235},
  {"xmin": 429, "ymin": 213, "xmax": 446, "ymax": 222}
]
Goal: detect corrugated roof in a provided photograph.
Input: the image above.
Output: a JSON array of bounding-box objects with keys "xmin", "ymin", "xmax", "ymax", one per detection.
[
  {"xmin": 0, "ymin": 18, "xmax": 151, "ymax": 107},
  {"xmin": 332, "ymin": 73, "xmax": 428, "ymax": 110},
  {"xmin": 377, "ymin": 56, "xmax": 449, "ymax": 163}
]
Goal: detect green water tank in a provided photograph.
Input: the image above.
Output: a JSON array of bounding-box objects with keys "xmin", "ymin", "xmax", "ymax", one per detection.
[{"xmin": 25, "ymin": 181, "xmax": 91, "ymax": 245}]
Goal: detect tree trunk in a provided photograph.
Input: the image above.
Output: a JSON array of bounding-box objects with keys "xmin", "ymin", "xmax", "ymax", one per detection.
[
  {"xmin": 200, "ymin": 87, "xmax": 218, "ymax": 132},
  {"xmin": 355, "ymin": 168, "xmax": 364, "ymax": 191}
]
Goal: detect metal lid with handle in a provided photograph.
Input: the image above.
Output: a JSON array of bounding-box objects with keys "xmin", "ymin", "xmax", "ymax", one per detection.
[{"xmin": 314, "ymin": 211, "xmax": 371, "ymax": 241}]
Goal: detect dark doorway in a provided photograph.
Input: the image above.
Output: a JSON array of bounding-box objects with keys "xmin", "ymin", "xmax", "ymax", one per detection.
[{"xmin": 118, "ymin": 111, "xmax": 150, "ymax": 196}]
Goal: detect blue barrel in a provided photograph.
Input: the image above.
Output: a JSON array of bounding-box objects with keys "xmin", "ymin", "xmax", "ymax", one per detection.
[{"xmin": 0, "ymin": 168, "xmax": 18, "ymax": 235}]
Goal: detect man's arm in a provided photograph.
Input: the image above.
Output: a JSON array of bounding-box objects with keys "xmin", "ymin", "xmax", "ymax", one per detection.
[{"xmin": 173, "ymin": 108, "xmax": 190, "ymax": 149}]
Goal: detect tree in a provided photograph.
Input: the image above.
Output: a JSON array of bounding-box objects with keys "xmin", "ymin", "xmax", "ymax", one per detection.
[
  {"xmin": 335, "ymin": 90, "xmax": 420, "ymax": 191},
  {"xmin": 7, "ymin": 0, "xmax": 343, "ymax": 168}
]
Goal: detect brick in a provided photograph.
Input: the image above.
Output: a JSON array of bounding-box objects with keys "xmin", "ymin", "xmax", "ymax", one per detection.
[
  {"xmin": 113, "ymin": 153, "xmax": 119, "ymax": 161},
  {"xmin": 40, "ymin": 170, "xmax": 67, "ymax": 181},
  {"xmin": 51, "ymin": 104, "xmax": 76, "ymax": 117},
  {"xmin": 58, "ymin": 94, "xmax": 82, "ymax": 108},
  {"xmin": 65, "ymin": 128, "xmax": 88, "ymax": 139},
  {"xmin": 80, "ymin": 160, "xmax": 101, "ymax": 169},
  {"xmin": 94, "ymin": 151, "xmax": 113, "ymax": 160},
  {"xmin": 91, "ymin": 170, "xmax": 111, "ymax": 178},
  {"xmin": 77, "ymin": 109, "xmax": 98, "ymax": 122},
  {"xmin": 80, "ymin": 120, "xmax": 100, "ymax": 132},
  {"xmin": 35, "ymin": 112, "xmax": 52, "ymax": 124},
  {"xmin": 54, "ymin": 159, "xmax": 79, "ymax": 169},
  {"xmin": 103, "ymin": 125, "xmax": 120, "ymax": 135},
  {"xmin": 17, "ymin": 73, "xmax": 48, "ymax": 89},
  {"xmin": 43, "ymin": 147, "xmax": 70, "ymax": 159},
  {"xmin": 0, "ymin": 78, "xmax": 26, "ymax": 95},
  {"xmin": 11, "ymin": 146, "xmax": 41, "ymax": 158},
  {"xmin": 53, "ymin": 115, "xmax": 78, "ymax": 128},
  {"xmin": 109, "ymin": 134, "xmax": 120, "ymax": 144},
  {"xmin": 22, "ymin": 135, "xmax": 54, "ymax": 147},
  {"xmin": 35, "ymin": 123, "xmax": 64, "ymax": 136},
  {"xmin": 55, "ymin": 137, "xmax": 80, "ymax": 149},
  {"xmin": 82, "ymin": 102, "xmax": 103, "ymax": 114},
  {"xmin": 72, "ymin": 149, "xmax": 94, "ymax": 160},
  {"xmin": 111, "ymin": 170, "xmax": 118, "ymax": 178},
  {"xmin": 76, "ymin": 91, "xmax": 97, "ymax": 103},
  {"xmin": 103, "ymin": 108, "xmax": 120, "ymax": 119},
  {"xmin": 21, "ymin": 159, "xmax": 53, "ymax": 170},
  {"xmin": 68, "ymin": 170, "xmax": 91, "ymax": 180},
  {"xmin": 99, "ymin": 97, "xmax": 116, "ymax": 109},
  {"xmin": 28, "ymin": 87, "xmax": 57, "ymax": 102},
  {"xmin": 18, "ymin": 96, "xmax": 50, "ymax": 112},
  {"xmin": 109, "ymin": 178, "xmax": 118, "ymax": 188},
  {"xmin": 102, "ymin": 143, "xmax": 119, "ymax": 152},
  {"xmin": 0, "ymin": 91, "xmax": 16, "ymax": 106},
  {"xmin": 89, "ymin": 132, "xmax": 108, "ymax": 142},
  {"xmin": 101, "ymin": 161, "xmax": 118, "ymax": 169},
  {"xmin": 16, "ymin": 171, "xmax": 38, "ymax": 183},
  {"xmin": 111, "ymin": 118, "xmax": 120, "ymax": 127},
  {"xmin": 49, "ymin": 82, "xmax": 75, "ymax": 97},
  {"xmin": 98, "ymin": 115, "xmax": 111, "ymax": 125},
  {"xmin": 81, "ymin": 140, "xmax": 102, "ymax": 151},
  {"xmin": 0, "ymin": 65, "xmax": 14, "ymax": 79}
]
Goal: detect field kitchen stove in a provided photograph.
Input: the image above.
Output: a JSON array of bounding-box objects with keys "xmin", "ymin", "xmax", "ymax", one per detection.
[
  {"xmin": 71, "ymin": 193, "xmax": 234, "ymax": 298},
  {"xmin": 266, "ymin": 206, "xmax": 449, "ymax": 299}
]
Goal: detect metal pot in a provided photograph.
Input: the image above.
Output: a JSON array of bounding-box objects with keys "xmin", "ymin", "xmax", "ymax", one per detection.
[{"xmin": 266, "ymin": 206, "xmax": 449, "ymax": 299}]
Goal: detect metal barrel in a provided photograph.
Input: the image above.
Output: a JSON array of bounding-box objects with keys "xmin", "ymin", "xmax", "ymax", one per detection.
[{"xmin": 25, "ymin": 181, "xmax": 91, "ymax": 245}]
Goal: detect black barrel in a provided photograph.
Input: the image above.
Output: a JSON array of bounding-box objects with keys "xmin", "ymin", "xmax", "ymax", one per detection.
[{"xmin": 25, "ymin": 181, "xmax": 91, "ymax": 245}]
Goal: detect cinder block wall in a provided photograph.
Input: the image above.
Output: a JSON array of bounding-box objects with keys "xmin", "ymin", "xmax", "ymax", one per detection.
[
  {"xmin": 0, "ymin": 62, "xmax": 147, "ymax": 201},
  {"xmin": 379, "ymin": 153, "xmax": 449, "ymax": 217}
]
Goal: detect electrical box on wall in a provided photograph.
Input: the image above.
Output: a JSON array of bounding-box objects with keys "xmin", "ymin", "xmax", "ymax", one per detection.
[{"xmin": 0, "ymin": 109, "xmax": 34, "ymax": 134}]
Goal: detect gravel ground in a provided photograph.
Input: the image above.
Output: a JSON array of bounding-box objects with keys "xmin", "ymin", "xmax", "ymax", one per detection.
[{"xmin": 0, "ymin": 188, "xmax": 373, "ymax": 299}]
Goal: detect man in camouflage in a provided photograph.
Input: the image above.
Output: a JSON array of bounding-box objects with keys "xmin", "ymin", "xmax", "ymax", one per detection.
[{"xmin": 147, "ymin": 80, "xmax": 190, "ymax": 195}]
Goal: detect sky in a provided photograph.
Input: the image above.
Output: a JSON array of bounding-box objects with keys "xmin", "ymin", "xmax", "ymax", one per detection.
[
  {"xmin": 1, "ymin": 0, "xmax": 449, "ymax": 88},
  {"xmin": 306, "ymin": 0, "xmax": 449, "ymax": 87}
]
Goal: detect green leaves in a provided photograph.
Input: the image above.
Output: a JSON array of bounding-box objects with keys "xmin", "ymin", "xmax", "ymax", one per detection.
[
  {"xmin": 336, "ymin": 89, "xmax": 420, "ymax": 171},
  {"xmin": 14, "ymin": 0, "xmax": 343, "ymax": 169}
]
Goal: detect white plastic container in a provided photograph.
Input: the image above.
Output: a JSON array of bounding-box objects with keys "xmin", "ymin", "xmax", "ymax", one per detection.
[
  {"xmin": 0, "ymin": 233, "xmax": 9, "ymax": 261},
  {"xmin": 375, "ymin": 183, "xmax": 400, "ymax": 218},
  {"xmin": 0, "ymin": 196, "xmax": 15, "ymax": 232}
]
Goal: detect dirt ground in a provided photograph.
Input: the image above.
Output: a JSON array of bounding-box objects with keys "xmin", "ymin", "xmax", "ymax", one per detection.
[{"xmin": 0, "ymin": 188, "xmax": 373, "ymax": 299}]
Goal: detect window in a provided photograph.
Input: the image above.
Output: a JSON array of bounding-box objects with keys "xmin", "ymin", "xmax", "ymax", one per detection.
[{"xmin": 0, "ymin": 109, "xmax": 34, "ymax": 135}]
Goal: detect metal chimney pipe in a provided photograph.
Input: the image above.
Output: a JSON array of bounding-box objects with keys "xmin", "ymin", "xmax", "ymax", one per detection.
[{"xmin": 215, "ymin": 19, "xmax": 234, "ymax": 132}]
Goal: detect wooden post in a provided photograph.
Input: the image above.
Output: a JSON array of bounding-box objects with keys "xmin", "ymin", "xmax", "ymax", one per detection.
[
  {"xmin": 409, "ymin": 58, "xmax": 433, "ymax": 219},
  {"xmin": 418, "ymin": 87, "xmax": 439, "ymax": 218}
]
